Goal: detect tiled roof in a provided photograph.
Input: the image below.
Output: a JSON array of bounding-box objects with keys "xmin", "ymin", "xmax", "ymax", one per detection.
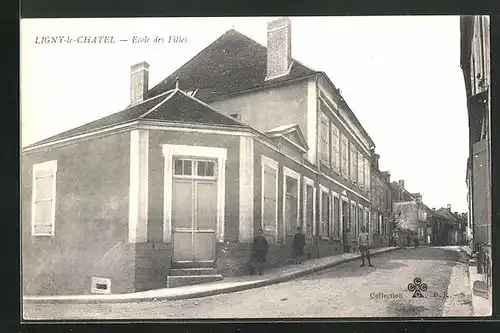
[
  {"xmin": 24, "ymin": 89, "xmax": 248, "ymax": 149},
  {"xmin": 144, "ymin": 29, "xmax": 317, "ymax": 102}
]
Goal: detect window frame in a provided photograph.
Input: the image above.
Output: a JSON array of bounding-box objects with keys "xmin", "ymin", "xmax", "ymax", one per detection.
[
  {"xmin": 32, "ymin": 160, "xmax": 58, "ymax": 237},
  {"xmin": 319, "ymin": 112, "xmax": 330, "ymax": 167},
  {"xmin": 319, "ymin": 185, "xmax": 330, "ymax": 239},
  {"xmin": 331, "ymin": 122, "xmax": 340, "ymax": 173},
  {"xmin": 283, "ymin": 166, "xmax": 301, "ymax": 240},
  {"xmin": 261, "ymin": 155, "xmax": 279, "ymax": 243},
  {"xmin": 173, "ymin": 158, "xmax": 217, "ymax": 180},
  {"xmin": 302, "ymin": 177, "xmax": 316, "ymax": 237},
  {"xmin": 332, "ymin": 191, "xmax": 341, "ymax": 239},
  {"xmin": 350, "ymin": 143, "xmax": 358, "ymax": 184},
  {"xmin": 340, "ymin": 134, "xmax": 349, "ymax": 179}
]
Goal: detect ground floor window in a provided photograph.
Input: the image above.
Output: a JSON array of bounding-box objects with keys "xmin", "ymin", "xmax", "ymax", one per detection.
[
  {"xmin": 262, "ymin": 156, "xmax": 278, "ymax": 241},
  {"xmin": 332, "ymin": 195, "xmax": 340, "ymax": 238},
  {"xmin": 320, "ymin": 188, "xmax": 330, "ymax": 237}
]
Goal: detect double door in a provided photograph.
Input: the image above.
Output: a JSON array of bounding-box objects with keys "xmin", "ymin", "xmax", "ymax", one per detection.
[{"xmin": 171, "ymin": 159, "xmax": 217, "ymax": 263}]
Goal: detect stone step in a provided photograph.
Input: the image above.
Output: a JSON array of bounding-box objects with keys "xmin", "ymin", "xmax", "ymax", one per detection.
[
  {"xmin": 170, "ymin": 268, "xmax": 218, "ymax": 276},
  {"xmin": 166, "ymin": 274, "xmax": 223, "ymax": 288},
  {"xmin": 171, "ymin": 261, "xmax": 215, "ymax": 269}
]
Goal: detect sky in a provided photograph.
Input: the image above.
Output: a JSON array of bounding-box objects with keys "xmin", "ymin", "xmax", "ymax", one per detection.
[{"xmin": 20, "ymin": 16, "xmax": 470, "ymax": 212}]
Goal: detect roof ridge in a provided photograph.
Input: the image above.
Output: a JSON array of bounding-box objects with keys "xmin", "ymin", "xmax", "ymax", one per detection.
[{"xmin": 137, "ymin": 89, "xmax": 178, "ymax": 119}]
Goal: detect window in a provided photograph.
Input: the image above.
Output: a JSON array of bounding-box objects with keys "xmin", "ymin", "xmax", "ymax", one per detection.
[
  {"xmin": 358, "ymin": 153, "xmax": 364, "ymax": 188},
  {"xmin": 333, "ymin": 195, "xmax": 340, "ymax": 238},
  {"xmin": 351, "ymin": 203, "xmax": 357, "ymax": 236},
  {"xmin": 378, "ymin": 213, "xmax": 382, "ymax": 235},
  {"xmin": 320, "ymin": 188, "xmax": 330, "ymax": 237},
  {"xmin": 365, "ymin": 158, "xmax": 370, "ymax": 191},
  {"xmin": 303, "ymin": 178, "xmax": 315, "ymax": 237},
  {"xmin": 350, "ymin": 143, "xmax": 358, "ymax": 183},
  {"xmin": 283, "ymin": 167, "xmax": 300, "ymax": 238},
  {"xmin": 174, "ymin": 159, "xmax": 215, "ymax": 178},
  {"xmin": 262, "ymin": 156, "xmax": 278, "ymax": 241},
  {"xmin": 331, "ymin": 123, "xmax": 340, "ymax": 172},
  {"xmin": 357, "ymin": 206, "xmax": 363, "ymax": 235},
  {"xmin": 32, "ymin": 160, "xmax": 57, "ymax": 236},
  {"xmin": 340, "ymin": 134, "xmax": 349, "ymax": 179},
  {"xmin": 319, "ymin": 112, "xmax": 330, "ymax": 166}
]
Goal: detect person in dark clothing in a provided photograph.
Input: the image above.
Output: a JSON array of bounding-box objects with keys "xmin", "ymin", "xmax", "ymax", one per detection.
[
  {"xmin": 414, "ymin": 236, "xmax": 419, "ymax": 248},
  {"xmin": 292, "ymin": 227, "xmax": 306, "ymax": 264},
  {"xmin": 252, "ymin": 228, "xmax": 268, "ymax": 275},
  {"xmin": 407, "ymin": 233, "xmax": 411, "ymax": 247}
]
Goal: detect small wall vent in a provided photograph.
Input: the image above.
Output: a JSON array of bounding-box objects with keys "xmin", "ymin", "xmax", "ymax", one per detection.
[{"xmin": 91, "ymin": 277, "xmax": 111, "ymax": 294}]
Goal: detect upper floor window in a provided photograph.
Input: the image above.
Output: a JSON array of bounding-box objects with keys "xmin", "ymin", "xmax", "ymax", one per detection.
[
  {"xmin": 340, "ymin": 134, "xmax": 349, "ymax": 179},
  {"xmin": 364, "ymin": 158, "xmax": 370, "ymax": 191},
  {"xmin": 32, "ymin": 160, "xmax": 58, "ymax": 236},
  {"xmin": 319, "ymin": 112, "xmax": 330, "ymax": 166},
  {"xmin": 350, "ymin": 143, "xmax": 358, "ymax": 184},
  {"xmin": 357, "ymin": 153, "xmax": 364, "ymax": 189},
  {"xmin": 331, "ymin": 123, "xmax": 340, "ymax": 173}
]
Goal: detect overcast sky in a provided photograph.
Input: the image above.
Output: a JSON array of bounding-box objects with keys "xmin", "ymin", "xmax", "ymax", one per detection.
[{"xmin": 20, "ymin": 16, "xmax": 469, "ymax": 212}]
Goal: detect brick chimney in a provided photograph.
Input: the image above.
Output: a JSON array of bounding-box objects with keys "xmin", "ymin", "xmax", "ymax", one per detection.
[
  {"xmin": 398, "ymin": 180, "xmax": 405, "ymax": 189},
  {"xmin": 447, "ymin": 204, "xmax": 451, "ymax": 211},
  {"xmin": 266, "ymin": 17, "xmax": 292, "ymax": 80},
  {"xmin": 130, "ymin": 61, "xmax": 150, "ymax": 105}
]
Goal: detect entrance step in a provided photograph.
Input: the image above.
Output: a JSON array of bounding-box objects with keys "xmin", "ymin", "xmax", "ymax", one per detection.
[
  {"xmin": 171, "ymin": 261, "xmax": 215, "ymax": 269},
  {"xmin": 170, "ymin": 268, "xmax": 218, "ymax": 276},
  {"xmin": 166, "ymin": 274, "xmax": 223, "ymax": 288}
]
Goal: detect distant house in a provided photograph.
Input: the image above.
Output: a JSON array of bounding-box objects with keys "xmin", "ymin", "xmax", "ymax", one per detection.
[
  {"xmin": 391, "ymin": 181, "xmax": 428, "ymax": 246},
  {"xmin": 369, "ymin": 153, "xmax": 393, "ymax": 247},
  {"xmin": 22, "ymin": 17, "xmax": 381, "ymax": 296},
  {"xmin": 434, "ymin": 206, "xmax": 461, "ymax": 246}
]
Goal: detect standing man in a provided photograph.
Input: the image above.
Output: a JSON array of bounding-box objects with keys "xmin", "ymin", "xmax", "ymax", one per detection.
[
  {"xmin": 252, "ymin": 229, "xmax": 268, "ymax": 275},
  {"xmin": 293, "ymin": 227, "xmax": 306, "ymax": 264},
  {"xmin": 344, "ymin": 226, "xmax": 353, "ymax": 253},
  {"xmin": 359, "ymin": 225, "xmax": 374, "ymax": 267}
]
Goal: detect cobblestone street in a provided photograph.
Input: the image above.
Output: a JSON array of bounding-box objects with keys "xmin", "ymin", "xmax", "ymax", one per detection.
[{"xmin": 24, "ymin": 246, "xmax": 472, "ymax": 319}]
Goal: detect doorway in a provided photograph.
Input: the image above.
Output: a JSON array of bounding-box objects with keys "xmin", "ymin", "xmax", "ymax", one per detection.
[{"xmin": 171, "ymin": 158, "xmax": 217, "ymax": 263}]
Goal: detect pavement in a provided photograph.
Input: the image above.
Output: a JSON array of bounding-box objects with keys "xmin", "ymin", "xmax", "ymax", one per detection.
[
  {"xmin": 23, "ymin": 246, "xmax": 398, "ymax": 305},
  {"xmin": 23, "ymin": 246, "xmax": 472, "ymax": 319},
  {"xmin": 459, "ymin": 245, "xmax": 492, "ymax": 317}
]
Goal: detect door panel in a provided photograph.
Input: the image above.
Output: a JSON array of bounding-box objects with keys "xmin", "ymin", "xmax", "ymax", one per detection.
[
  {"xmin": 195, "ymin": 181, "xmax": 217, "ymax": 230},
  {"xmin": 306, "ymin": 185, "xmax": 314, "ymax": 237},
  {"xmin": 173, "ymin": 231, "xmax": 193, "ymax": 262},
  {"xmin": 285, "ymin": 194, "xmax": 298, "ymax": 235},
  {"xmin": 193, "ymin": 231, "xmax": 215, "ymax": 261},
  {"xmin": 172, "ymin": 180, "xmax": 193, "ymax": 229}
]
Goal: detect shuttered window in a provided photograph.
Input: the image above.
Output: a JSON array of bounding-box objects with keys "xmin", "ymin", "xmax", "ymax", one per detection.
[
  {"xmin": 331, "ymin": 123, "xmax": 340, "ymax": 172},
  {"xmin": 319, "ymin": 113, "xmax": 330, "ymax": 166},
  {"xmin": 32, "ymin": 160, "xmax": 58, "ymax": 236},
  {"xmin": 340, "ymin": 134, "xmax": 349, "ymax": 179}
]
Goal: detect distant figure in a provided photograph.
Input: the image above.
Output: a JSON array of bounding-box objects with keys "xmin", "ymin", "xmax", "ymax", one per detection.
[
  {"xmin": 252, "ymin": 228, "xmax": 268, "ymax": 275},
  {"xmin": 344, "ymin": 227, "xmax": 353, "ymax": 253},
  {"xmin": 358, "ymin": 226, "xmax": 374, "ymax": 267},
  {"xmin": 407, "ymin": 233, "xmax": 411, "ymax": 247},
  {"xmin": 292, "ymin": 227, "xmax": 306, "ymax": 264},
  {"xmin": 414, "ymin": 236, "xmax": 419, "ymax": 248}
]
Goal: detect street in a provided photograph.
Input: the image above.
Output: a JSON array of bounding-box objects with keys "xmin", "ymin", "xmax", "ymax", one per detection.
[{"xmin": 24, "ymin": 246, "xmax": 472, "ymax": 319}]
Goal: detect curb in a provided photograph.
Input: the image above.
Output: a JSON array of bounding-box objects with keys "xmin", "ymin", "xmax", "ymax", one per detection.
[{"xmin": 24, "ymin": 247, "xmax": 400, "ymax": 305}]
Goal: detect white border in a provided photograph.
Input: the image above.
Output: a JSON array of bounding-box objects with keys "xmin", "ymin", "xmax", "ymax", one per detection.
[
  {"xmin": 31, "ymin": 160, "xmax": 58, "ymax": 237},
  {"xmin": 128, "ymin": 129, "xmax": 149, "ymax": 243},
  {"xmin": 239, "ymin": 136, "xmax": 255, "ymax": 243},
  {"xmin": 162, "ymin": 144, "xmax": 227, "ymax": 243},
  {"xmin": 261, "ymin": 155, "xmax": 279, "ymax": 242},
  {"xmin": 283, "ymin": 166, "xmax": 301, "ymax": 241}
]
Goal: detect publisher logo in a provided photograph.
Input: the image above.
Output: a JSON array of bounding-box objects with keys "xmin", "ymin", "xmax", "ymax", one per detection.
[{"xmin": 408, "ymin": 277, "xmax": 427, "ymax": 298}]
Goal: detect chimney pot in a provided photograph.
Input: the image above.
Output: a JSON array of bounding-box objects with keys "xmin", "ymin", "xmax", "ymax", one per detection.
[
  {"xmin": 130, "ymin": 61, "xmax": 150, "ymax": 105},
  {"xmin": 266, "ymin": 17, "xmax": 292, "ymax": 80}
]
